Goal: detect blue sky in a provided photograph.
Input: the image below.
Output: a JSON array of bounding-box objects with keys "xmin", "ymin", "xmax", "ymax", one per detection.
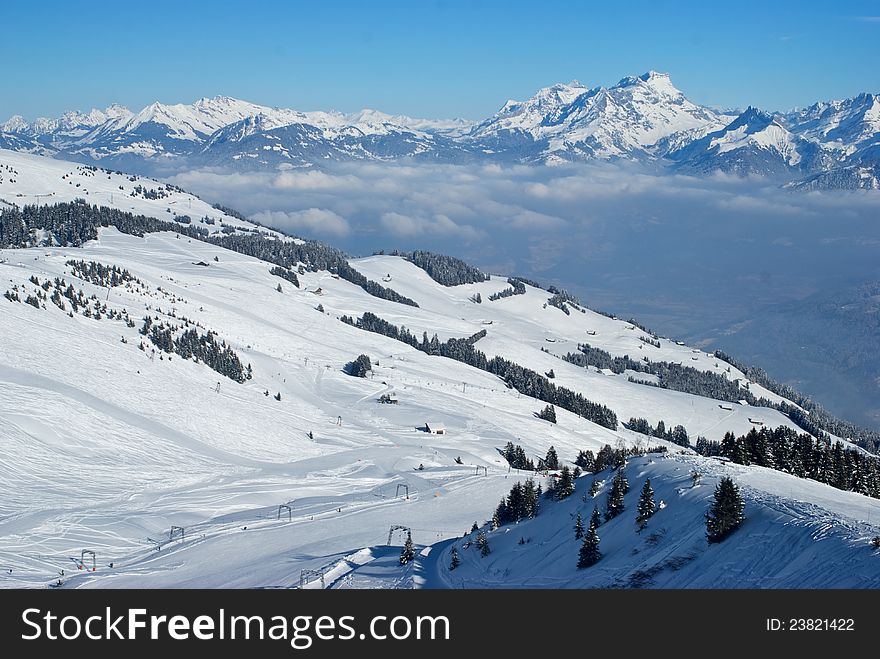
[{"xmin": 2, "ymin": 0, "xmax": 878, "ymax": 120}]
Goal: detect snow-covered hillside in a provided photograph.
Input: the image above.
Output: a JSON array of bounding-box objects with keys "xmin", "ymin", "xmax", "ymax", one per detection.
[
  {"xmin": 0, "ymin": 152, "xmax": 878, "ymax": 589},
  {"xmin": 0, "ymin": 149, "xmax": 276, "ymax": 237},
  {"xmin": 429, "ymin": 454, "xmax": 880, "ymax": 588}
]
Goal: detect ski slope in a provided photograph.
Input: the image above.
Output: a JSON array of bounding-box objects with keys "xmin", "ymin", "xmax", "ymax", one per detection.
[{"xmin": 0, "ymin": 151, "xmax": 877, "ymax": 589}]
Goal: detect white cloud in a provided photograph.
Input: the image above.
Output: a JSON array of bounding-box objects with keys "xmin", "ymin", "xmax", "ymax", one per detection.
[
  {"xmin": 380, "ymin": 211, "xmax": 481, "ymax": 239},
  {"xmin": 170, "ymin": 161, "xmax": 879, "ymax": 296},
  {"xmin": 251, "ymin": 208, "xmax": 351, "ymax": 237}
]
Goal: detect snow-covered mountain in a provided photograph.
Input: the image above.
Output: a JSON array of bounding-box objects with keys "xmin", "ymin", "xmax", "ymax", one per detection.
[
  {"xmin": 3, "ymin": 74, "xmax": 878, "ymax": 186},
  {"xmin": 468, "ymin": 71, "xmax": 733, "ymax": 162},
  {"xmin": 783, "ymin": 92, "xmax": 880, "ymax": 162},
  {"xmin": 667, "ymin": 107, "xmax": 829, "ymax": 176},
  {"xmin": 197, "ymin": 110, "xmax": 474, "ymax": 168},
  {"xmin": 1, "ymin": 149, "xmax": 879, "ymax": 589},
  {"xmin": 1, "ymin": 104, "xmax": 132, "ymax": 143},
  {"xmin": 3, "ymin": 96, "xmax": 475, "ymax": 169}
]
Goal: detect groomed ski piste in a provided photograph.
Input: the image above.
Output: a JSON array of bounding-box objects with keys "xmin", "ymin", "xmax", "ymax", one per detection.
[{"xmin": 1, "ymin": 148, "xmax": 878, "ymax": 589}]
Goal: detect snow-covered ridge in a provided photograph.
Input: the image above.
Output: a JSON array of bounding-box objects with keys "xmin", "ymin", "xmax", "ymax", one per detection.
[{"xmin": 0, "ymin": 149, "xmax": 281, "ymax": 238}]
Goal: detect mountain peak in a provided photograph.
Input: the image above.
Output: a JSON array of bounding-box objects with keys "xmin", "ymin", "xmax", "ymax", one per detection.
[
  {"xmin": 640, "ymin": 70, "xmax": 670, "ymax": 81},
  {"xmin": 194, "ymin": 95, "xmax": 243, "ymax": 108},
  {"xmin": 1, "ymin": 115, "xmax": 29, "ymax": 132},
  {"xmin": 732, "ymin": 106, "xmax": 777, "ymax": 129},
  {"xmin": 616, "ymin": 70, "xmax": 680, "ymax": 96}
]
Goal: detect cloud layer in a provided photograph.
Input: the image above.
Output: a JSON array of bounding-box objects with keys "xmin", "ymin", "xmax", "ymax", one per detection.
[{"xmin": 171, "ymin": 161, "xmax": 880, "ymax": 292}]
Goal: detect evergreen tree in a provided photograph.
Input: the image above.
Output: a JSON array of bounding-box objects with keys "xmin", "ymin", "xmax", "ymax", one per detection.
[
  {"xmin": 654, "ymin": 420, "xmax": 667, "ymax": 439},
  {"xmin": 706, "ymin": 477, "xmax": 745, "ymax": 543},
  {"xmin": 590, "ymin": 505, "xmax": 601, "ymax": 530},
  {"xmin": 346, "ymin": 353, "xmax": 372, "ymax": 378},
  {"xmin": 636, "ymin": 479, "xmax": 656, "ymax": 531},
  {"xmin": 615, "ymin": 467, "xmax": 630, "ymax": 494},
  {"xmin": 577, "ymin": 524, "xmax": 601, "ymax": 568},
  {"xmin": 720, "ymin": 431, "xmax": 737, "ymax": 459},
  {"xmin": 588, "ymin": 478, "xmax": 601, "ymax": 498},
  {"xmin": 523, "ymin": 478, "xmax": 540, "ymax": 518},
  {"xmin": 554, "ymin": 465, "xmax": 575, "ymax": 500},
  {"xmin": 671, "ymin": 425, "xmax": 690, "ymax": 447},
  {"xmin": 537, "ymin": 404, "xmax": 557, "ymax": 423},
  {"xmin": 449, "ymin": 546, "xmax": 460, "ymax": 570},
  {"xmin": 476, "ymin": 531, "xmax": 490, "ymax": 557},
  {"xmin": 595, "ymin": 444, "xmax": 616, "ymax": 472},
  {"xmin": 605, "ymin": 469, "xmax": 628, "ymax": 521},
  {"xmin": 399, "ymin": 532, "xmax": 415, "ymax": 565},
  {"xmin": 575, "ymin": 450, "xmax": 595, "ymax": 472},
  {"xmin": 574, "ymin": 512, "xmax": 584, "ymax": 540},
  {"xmin": 543, "ymin": 446, "xmax": 559, "ymax": 470}
]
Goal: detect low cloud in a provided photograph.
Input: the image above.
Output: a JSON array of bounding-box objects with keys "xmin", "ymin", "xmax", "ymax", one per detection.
[
  {"xmin": 170, "ymin": 161, "xmax": 880, "ymax": 318},
  {"xmin": 380, "ymin": 211, "xmax": 480, "ymax": 239},
  {"xmin": 251, "ymin": 208, "xmax": 351, "ymax": 237}
]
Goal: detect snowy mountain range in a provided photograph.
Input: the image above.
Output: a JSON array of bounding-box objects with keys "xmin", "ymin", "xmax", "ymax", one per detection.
[
  {"xmin": 3, "ymin": 73, "xmax": 879, "ymax": 188},
  {"xmin": 1, "ymin": 148, "xmax": 879, "ymax": 589}
]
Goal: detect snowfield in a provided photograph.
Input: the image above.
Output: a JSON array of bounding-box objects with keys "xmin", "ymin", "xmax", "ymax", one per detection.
[{"xmin": 0, "ymin": 151, "xmax": 878, "ymax": 589}]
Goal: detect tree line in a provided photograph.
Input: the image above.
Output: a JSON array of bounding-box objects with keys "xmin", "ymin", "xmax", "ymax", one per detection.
[
  {"xmin": 383, "ymin": 249, "xmax": 490, "ymax": 286},
  {"xmin": 140, "ymin": 316, "xmax": 252, "ymax": 383},
  {"xmin": 0, "ymin": 202, "xmax": 417, "ymax": 308},
  {"xmin": 695, "ymin": 425, "xmax": 880, "ymax": 499},
  {"xmin": 342, "ymin": 311, "xmax": 618, "ymax": 430}
]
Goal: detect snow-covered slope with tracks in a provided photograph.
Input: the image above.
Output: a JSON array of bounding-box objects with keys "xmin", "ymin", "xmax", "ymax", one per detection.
[{"xmin": 0, "ymin": 152, "xmax": 877, "ymax": 589}]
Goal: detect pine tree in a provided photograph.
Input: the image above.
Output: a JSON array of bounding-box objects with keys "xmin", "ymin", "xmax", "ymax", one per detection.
[
  {"xmin": 544, "ymin": 446, "xmax": 559, "ymax": 470},
  {"xmin": 449, "ymin": 546, "xmax": 460, "ymax": 570},
  {"xmin": 616, "ymin": 467, "xmax": 630, "ymax": 495},
  {"xmin": 554, "ymin": 465, "xmax": 575, "ymax": 500},
  {"xmin": 605, "ymin": 469, "xmax": 627, "ymax": 521},
  {"xmin": 654, "ymin": 420, "xmax": 666, "ymax": 439},
  {"xmin": 476, "ymin": 531, "xmax": 490, "ymax": 557},
  {"xmin": 574, "ymin": 512, "xmax": 584, "ymax": 540},
  {"xmin": 671, "ymin": 425, "xmax": 690, "ymax": 447},
  {"xmin": 577, "ymin": 524, "xmax": 601, "ymax": 568},
  {"xmin": 399, "ymin": 532, "xmax": 415, "ymax": 565},
  {"xmin": 588, "ymin": 478, "xmax": 600, "ymax": 497},
  {"xmin": 537, "ymin": 404, "xmax": 557, "ymax": 423},
  {"xmin": 575, "ymin": 450, "xmax": 595, "ymax": 472},
  {"xmin": 706, "ymin": 477, "xmax": 745, "ymax": 543},
  {"xmin": 720, "ymin": 431, "xmax": 737, "ymax": 459},
  {"xmin": 636, "ymin": 479, "xmax": 656, "ymax": 531},
  {"xmin": 590, "ymin": 505, "xmax": 601, "ymax": 530}
]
